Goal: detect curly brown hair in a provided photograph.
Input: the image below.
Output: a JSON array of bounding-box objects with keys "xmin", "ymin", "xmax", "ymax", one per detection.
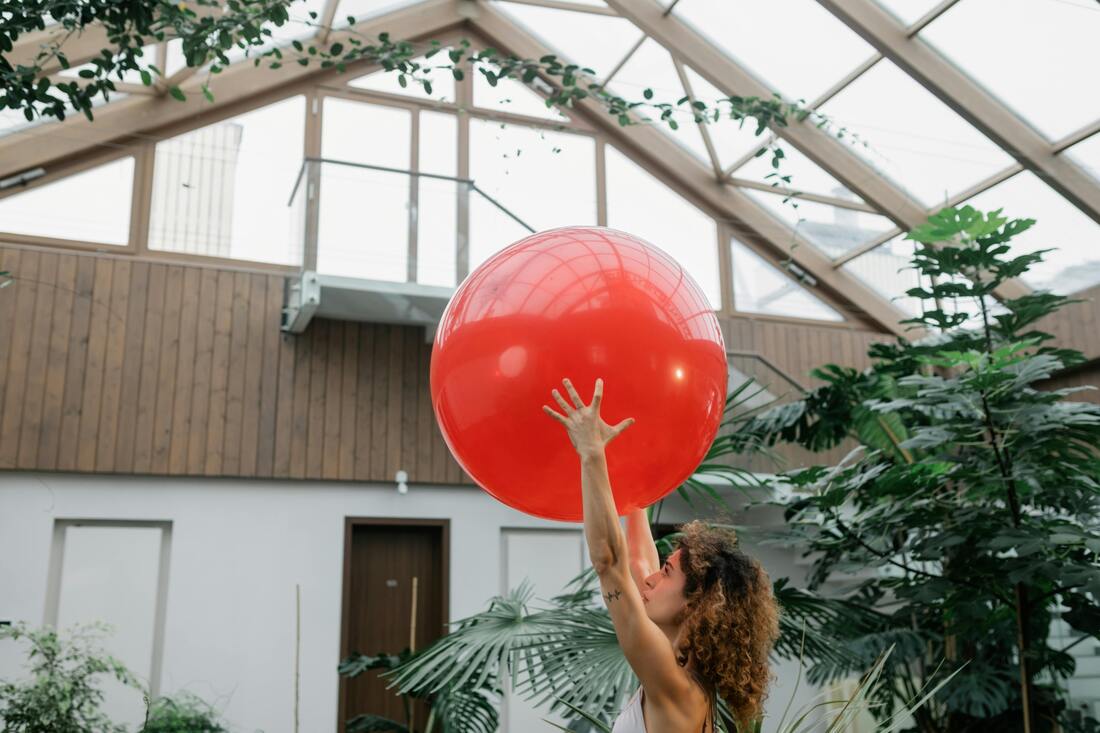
[{"xmin": 674, "ymin": 521, "xmax": 780, "ymax": 731}]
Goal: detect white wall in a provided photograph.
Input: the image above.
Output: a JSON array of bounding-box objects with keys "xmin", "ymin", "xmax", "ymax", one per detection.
[{"xmin": 0, "ymin": 473, "xmax": 820, "ymax": 733}]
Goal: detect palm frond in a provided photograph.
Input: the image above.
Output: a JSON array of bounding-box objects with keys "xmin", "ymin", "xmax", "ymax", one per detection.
[{"xmin": 430, "ymin": 684, "xmax": 499, "ymax": 733}]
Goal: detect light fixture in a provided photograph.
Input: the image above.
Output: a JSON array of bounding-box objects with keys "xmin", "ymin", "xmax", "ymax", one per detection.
[{"xmin": 395, "ymin": 469, "xmax": 409, "ymax": 495}]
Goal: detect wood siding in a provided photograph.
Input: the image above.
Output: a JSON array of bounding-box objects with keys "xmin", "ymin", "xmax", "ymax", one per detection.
[
  {"xmin": 17, "ymin": 244, "xmax": 1074, "ymax": 483},
  {"xmin": 0, "ymin": 245, "xmax": 469, "ymax": 484}
]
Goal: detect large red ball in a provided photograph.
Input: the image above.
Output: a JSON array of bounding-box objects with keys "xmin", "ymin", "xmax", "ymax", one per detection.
[{"xmin": 430, "ymin": 226, "xmax": 727, "ymax": 522}]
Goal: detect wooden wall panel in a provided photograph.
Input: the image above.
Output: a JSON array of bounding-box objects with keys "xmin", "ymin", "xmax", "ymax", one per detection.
[{"xmin": 16, "ymin": 244, "xmax": 1061, "ymax": 485}]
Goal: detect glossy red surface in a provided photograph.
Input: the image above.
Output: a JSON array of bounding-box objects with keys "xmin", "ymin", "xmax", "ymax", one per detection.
[{"xmin": 431, "ymin": 227, "xmax": 727, "ymax": 522}]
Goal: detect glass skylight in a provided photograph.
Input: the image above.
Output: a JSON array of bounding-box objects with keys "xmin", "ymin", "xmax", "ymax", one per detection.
[
  {"xmin": 473, "ymin": 68, "xmax": 567, "ymax": 121},
  {"xmin": 492, "ymin": 2, "xmax": 644, "ymax": 80},
  {"xmin": 966, "ymin": 170, "xmax": 1100, "ymax": 294},
  {"xmin": 873, "ymin": 0, "xmax": 945, "ymax": 27},
  {"xmin": 673, "ymin": 0, "xmax": 875, "ymax": 103},
  {"xmin": 841, "ymin": 236, "xmax": 924, "ymax": 319},
  {"xmin": 743, "ymin": 189, "xmax": 896, "ymax": 259},
  {"xmin": 609, "ymin": 39, "xmax": 709, "ymax": 163},
  {"xmin": 819, "ymin": 59, "xmax": 1013, "ymax": 207},
  {"xmin": 734, "ymin": 143, "xmax": 858, "ymax": 200},
  {"xmin": 682, "ymin": 66, "xmax": 773, "ymax": 170},
  {"xmin": 605, "ymin": 145, "xmax": 720, "ymax": 308},
  {"xmin": 349, "ymin": 51, "xmax": 456, "ymax": 103},
  {"xmin": 920, "ymin": 0, "xmax": 1100, "ymax": 141},
  {"xmin": 1065, "ymin": 132, "xmax": 1100, "ymax": 184},
  {"xmin": 729, "ymin": 236, "xmax": 844, "ymax": 321}
]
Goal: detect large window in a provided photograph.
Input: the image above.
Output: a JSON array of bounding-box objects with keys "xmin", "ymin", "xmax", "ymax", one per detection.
[
  {"xmin": 604, "ymin": 145, "xmax": 720, "ymax": 308},
  {"xmin": 0, "ymin": 157, "xmax": 134, "ymax": 245},
  {"xmin": 729, "ymin": 236, "xmax": 843, "ymax": 321},
  {"xmin": 319, "ymin": 97, "xmax": 412, "ymax": 280},
  {"xmin": 147, "ymin": 95, "xmax": 305, "ymax": 265},
  {"xmin": 469, "ymin": 119, "xmax": 596, "ymax": 269},
  {"xmin": 417, "ymin": 111, "xmax": 458, "ymax": 287}
]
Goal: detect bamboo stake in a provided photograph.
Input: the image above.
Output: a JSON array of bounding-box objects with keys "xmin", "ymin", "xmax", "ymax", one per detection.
[
  {"xmin": 295, "ymin": 584, "xmax": 301, "ymax": 733},
  {"xmin": 409, "ymin": 576, "xmax": 419, "ymax": 732}
]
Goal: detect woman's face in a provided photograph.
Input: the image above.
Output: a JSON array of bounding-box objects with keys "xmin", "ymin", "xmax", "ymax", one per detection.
[{"xmin": 641, "ymin": 549, "xmax": 689, "ymax": 627}]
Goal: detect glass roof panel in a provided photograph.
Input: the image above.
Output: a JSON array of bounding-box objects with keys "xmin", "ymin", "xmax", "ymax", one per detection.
[
  {"xmin": 350, "ymin": 51, "xmax": 456, "ymax": 103},
  {"xmin": 608, "ymin": 39, "xmax": 710, "ymax": 163},
  {"xmin": 491, "ymin": 2, "xmax": 644, "ymax": 80},
  {"xmin": 730, "ymin": 237, "xmax": 844, "ymax": 321},
  {"xmin": 819, "ymin": 59, "xmax": 1013, "ymax": 207},
  {"xmin": 873, "ymin": 0, "xmax": 944, "ymax": 27},
  {"xmin": 965, "ymin": 170, "xmax": 1100, "ymax": 294},
  {"xmin": 473, "ymin": 67, "xmax": 568, "ymax": 121},
  {"xmin": 336, "ymin": 0, "xmax": 419, "ymax": 28},
  {"xmin": 682, "ymin": 66, "xmax": 772, "ymax": 169},
  {"xmin": 0, "ymin": 157, "xmax": 134, "ymax": 246},
  {"xmin": 58, "ymin": 43, "xmax": 158, "ymax": 85},
  {"xmin": 673, "ymin": 0, "xmax": 875, "ymax": 102},
  {"xmin": 605, "ymin": 145, "xmax": 721, "ymax": 308},
  {"xmin": 743, "ymin": 189, "xmax": 896, "ymax": 258},
  {"xmin": 921, "ymin": 0, "xmax": 1100, "ymax": 141},
  {"xmin": 1064, "ymin": 132, "xmax": 1100, "ymax": 184},
  {"xmin": 734, "ymin": 143, "xmax": 858, "ymax": 200},
  {"xmin": 226, "ymin": 0, "xmax": 327, "ymax": 62},
  {"xmin": 841, "ymin": 236, "xmax": 924, "ymax": 319}
]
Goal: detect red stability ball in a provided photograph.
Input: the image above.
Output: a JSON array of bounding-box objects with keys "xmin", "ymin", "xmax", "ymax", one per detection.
[{"xmin": 430, "ymin": 226, "xmax": 728, "ymax": 522}]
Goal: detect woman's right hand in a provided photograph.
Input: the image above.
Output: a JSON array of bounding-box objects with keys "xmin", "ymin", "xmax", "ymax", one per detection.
[{"xmin": 542, "ymin": 377, "xmax": 635, "ymax": 460}]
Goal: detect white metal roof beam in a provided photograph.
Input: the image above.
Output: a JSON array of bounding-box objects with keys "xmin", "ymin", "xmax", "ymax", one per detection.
[
  {"xmin": 469, "ymin": 1, "xmax": 914, "ymax": 337},
  {"xmin": 602, "ymin": 0, "xmax": 1029, "ymax": 301},
  {"xmin": 818, "ymin": 0, "xmax": 1100, "ymax": 227}
]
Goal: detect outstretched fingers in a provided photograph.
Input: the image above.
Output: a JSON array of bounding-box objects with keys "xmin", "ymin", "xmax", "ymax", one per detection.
[
  {"xmin": 562, "ymin": 378, "xmax": 585, "ymax": 410},
  {"xmin": 591, "ymin": 378, "xmax": 603, "ymax": 412},
  {"xmin": 551, "ymin": 389, "xmax": 573, "ymax": 415},
  {"xmin": 609, "ymin": 417, "xmax": 635, "ymax": 442},
  {"xmin": 542, "ymin": 404, "xmax": 568, "ymax": 425}
]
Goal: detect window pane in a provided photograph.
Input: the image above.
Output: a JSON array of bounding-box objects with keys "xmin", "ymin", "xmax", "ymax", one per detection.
[
  {"xmin": 605, "ymin": 145, "xmax": 720, "ymax": 308},
  {"xmin": 609, "ymin": 39, "xmax": 710, "ymax": 162},
  {"xmin": 921, "ymin": 0, "xmax": 1100, "ymax": 140},
  {"xmin": 966, "ymin": 171, "xmax": 1100, "ymax": 294},
  {"xmin": 1065, "ymin": 132, "xmax": 1100, "ymax": 184},
  {"xmin": 744, "ymin": 188, "xmax": 895, "ymax": 258},
  {"xmin": 730, "ymin": 237, "xmax": 843, "ymax": 321},
  {"xmin": 473, "ymin": 67, "xmax": 567, "ymax": 121},
  {"xmin": 56, "ymin": 525, "xmax": 165, "ymax": 729},
  {"xmin": 819, "ymin": 60, "xmax": 1012, "ymax": 206},
  {"xmin": 337, "ymin": 0, "xmax": 418, "ymax": 27},
  {"xmin": 734, "ymin": 143, "xmax": 857, "ymax": 199},
  {"xmin": 148, "ymin": 96, "xmax": 304, "ymax": 264},
  {"xmin": 492, "ymin": 1, "xmax": 644, "ymax": 79},
  {"xmin": 320, "ymin": 98, "xmax": 412, "ymax": 279},
  {"xmin": 683, "ymin": 66, "xmax": 772, "ymax": 170},
  {"xmin": 322, "ymin": 96, "xmax": 411, "ymax": 168},
  {"xmin": 873, "ymin": 0, "xmax": 944, "ymax": 26},
  {"xmin": 0, "ymin": 157, "xmax": 133, "ymax": 245},
  {"xmin": 841, "ymin": 236, "xmax": 924, "ymax": 319},
  {"xmin": 418, "ymin": 111, "xmax": 457, "ymax": 287},
  {"xmin": 349, "ymin": 51, "xmax": 456, "ymax": 103},
  {"xmin": 469, "ymin": 119, "xmax": 596, "ymax": 269},
  {"xmin": 674, "ymin": 0, "xmax": 874, "ymax": 102}
]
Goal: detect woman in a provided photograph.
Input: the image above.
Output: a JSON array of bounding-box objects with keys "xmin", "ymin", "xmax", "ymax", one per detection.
[{"xmin": 544, "ymin": 377, "xmax": 780, "ymax": 732}]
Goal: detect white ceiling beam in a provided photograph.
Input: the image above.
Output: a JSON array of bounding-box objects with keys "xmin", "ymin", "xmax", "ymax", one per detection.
[
  {"xmin": 469, "ymin": 1, "xmax": 914, "ymax": 336},
  {"xmin": 0, "ymin": 0, "xmax": 466, "ymax": 180},
  {"xmin": 602, "ymin": 0, "xmax": 1028, "ymax": 301},
  {"xmin": 818, "ymin": 0, "xmax": 1100, "ymax": 229}
]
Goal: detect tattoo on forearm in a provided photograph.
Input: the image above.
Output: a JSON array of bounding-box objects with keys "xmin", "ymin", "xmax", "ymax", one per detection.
[{"xmin": 604, "ymin": 589, "xmax": 622, "ymax": 603}]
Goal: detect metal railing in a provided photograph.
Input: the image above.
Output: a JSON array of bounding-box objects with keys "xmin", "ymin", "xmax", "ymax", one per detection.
[{"xmin": 288, "ymin": 157, "xmax": 534, "ymax": 288}]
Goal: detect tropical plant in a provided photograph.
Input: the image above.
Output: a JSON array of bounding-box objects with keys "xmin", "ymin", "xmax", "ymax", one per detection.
[
  {"xmin": 141, "ymin": 691, "xmax": 229, "ymax": 733},
  {"xmin": 730, "ymin": 205, "xmax": 1100, "ymax": 732},
  {"xmin": 339, "ymin": 647, "xmax": 499, "ymax": 733},
  {"xmin": 0, "ymin": 622, "xmax": 140, "ymax": 733}
]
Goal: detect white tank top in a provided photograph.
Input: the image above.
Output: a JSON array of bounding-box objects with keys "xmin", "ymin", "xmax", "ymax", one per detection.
[{"xmin": 611, "ymin": 688, "xmax": 711, "ymax": 733}]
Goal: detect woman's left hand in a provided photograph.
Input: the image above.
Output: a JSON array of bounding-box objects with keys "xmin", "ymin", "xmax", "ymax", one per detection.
[{"xmin": 543, "ymin": 377, "xmax": 635, "ymax": 459}]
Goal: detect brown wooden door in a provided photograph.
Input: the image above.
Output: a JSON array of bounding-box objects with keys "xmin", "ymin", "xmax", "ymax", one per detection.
[{"xmin": 339, "ymin": 520, "xmax": 448, "ymax": 733}]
